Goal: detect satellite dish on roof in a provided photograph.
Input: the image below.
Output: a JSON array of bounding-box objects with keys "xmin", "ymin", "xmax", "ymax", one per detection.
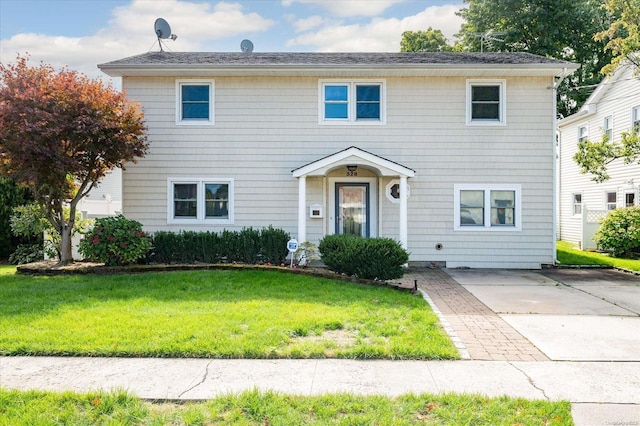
[
  {"xmin": 154, "ymin": 18, "xmax": 177, "ymax": 52},
  {"xmin": 240, "ymin": 39, "xmax": 254, "ymax": 53}
]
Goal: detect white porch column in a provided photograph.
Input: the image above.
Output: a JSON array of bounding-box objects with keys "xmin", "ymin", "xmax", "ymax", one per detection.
[
  {"xmin": 298, "ymin": 176, "xmax": 307, "ymax": 243},
  {"xmin": 399, "ymin": 175, "xmax": 408, "ymax": 250}
]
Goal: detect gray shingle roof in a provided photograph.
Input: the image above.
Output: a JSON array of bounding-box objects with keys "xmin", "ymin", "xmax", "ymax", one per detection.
[{"xmin": 100, "ymin": 51, "xmax": 573, "ymax": 67}]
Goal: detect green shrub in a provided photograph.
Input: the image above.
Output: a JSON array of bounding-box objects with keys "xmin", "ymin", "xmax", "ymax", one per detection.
[
  {"xmin": 319, "ymin": 234, "xmax": 409, "ymax": 280},
  {"xmin": 151, "ymin": 227, "xmax": 290, "ymax": 265},
  {"xmin": 8, "ymin": 243, "xmax": 44, "ymax": 265},
  {"xmin": 595, "ymin": 207, "xmax": 640, "ymax": 257},
  {"xmin": 79, "ymin": 215, "xmax": 152, "ymax": 266}
]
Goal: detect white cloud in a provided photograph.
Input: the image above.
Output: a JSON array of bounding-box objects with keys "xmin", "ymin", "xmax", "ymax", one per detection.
[
  {"xmin": 283, "ymin": 0, "xmax": 406, "ymax": 18},
  {"xmin": 286, "ymin": 4, "xmax": 463, "ymax": 51},
  {"xmin": 292, "ymin": 15, "xmax": 327, "ymax": 32},
  {"xmin": 0, "ymin": 0, "xmax": 275, "ymax": 82}
]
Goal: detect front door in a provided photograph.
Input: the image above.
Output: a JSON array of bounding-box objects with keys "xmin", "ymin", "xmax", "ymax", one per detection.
[{"xmin": 335, "ymin": 183, "xmax": 369, "ymax": 237}]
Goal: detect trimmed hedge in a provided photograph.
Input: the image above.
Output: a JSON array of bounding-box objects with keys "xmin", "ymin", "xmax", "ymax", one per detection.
[
  {"xmin": 152, "ymin": 227, "xmax": 290, "ymax": 265},
  {"xmin": 319, "ymin": 234, "xmax": 409, "ymax": 280}
]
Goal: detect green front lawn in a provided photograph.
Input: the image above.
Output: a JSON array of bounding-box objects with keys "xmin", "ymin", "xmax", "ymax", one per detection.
[
  {"xmin": 0, "ymin": 388, "xmax": 573, "ymax": 426},
  {"xmin": 556, "ymin": 240, "xmax": 640, "ymax": 271},
  {"xmin": 0, "ymin": 266, "xmax": 458, "ymax": 359}
]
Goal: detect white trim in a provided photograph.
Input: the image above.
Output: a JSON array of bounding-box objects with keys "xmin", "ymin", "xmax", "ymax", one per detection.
[
  {"xmin": 466, "ymin": 79, "xmax": 506, "ymax": 126},
  {"xmin": 454, "ymin": 184, "xmax": 522, "ymax": 231},
  {"xmin": 385, "ymin": 179, "xmax": 410, "ymax": 204},
  {"xmin": 318, "ymin": 79, "xmax": 386, "ymax": 125},
  {"xmin": 293, "ymin": 147, "xmax": 414, "ymax": 178},
  {"xmin": 175, "ymin": 79, "xmax": 215, "ymax": 125},
  {"xmin": 603, "ymin": 115, "xmax": 613, "ymax": 140},
  {"xmin": 578, "ymin": 125, "xmax": 589, "ymax": 142},
  {"xmin": 167, "ymin": 177, "xmax": 233, "ymax": 224},
  {"xmin": 572, "ymin": 192, "xmax": 583, "ymax": 216},
  {"xmin": 328, "ymin": 177, "xmax": 378, "ymax": 238}
]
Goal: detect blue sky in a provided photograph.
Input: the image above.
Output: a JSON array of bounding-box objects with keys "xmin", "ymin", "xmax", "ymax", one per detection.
[{"xmin": 1, "ymin": 0, "xmax": 464, "ymax": 83}]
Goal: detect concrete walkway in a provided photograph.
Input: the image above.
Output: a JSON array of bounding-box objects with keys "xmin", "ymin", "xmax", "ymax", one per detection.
[{"xmin": 1, "ymin": 267, "xmax": 639, "ymax": 425}]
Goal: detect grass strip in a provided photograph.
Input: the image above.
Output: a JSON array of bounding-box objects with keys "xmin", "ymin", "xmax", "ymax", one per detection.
[
  {"xmin": 556, "ymin": 240, "xmax": 640, "ymax": 271},
  {"xmin": 0, "ymin": 388, "xmax": 574, "ymax": 425}
]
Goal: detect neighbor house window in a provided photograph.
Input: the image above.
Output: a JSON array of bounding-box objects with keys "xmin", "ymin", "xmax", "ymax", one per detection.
[
  {"xmin": 605, "ymin": 191, "xmax": 617, "ymax": 210},
  {"xmin": 633, "ymin": 106, "xmax": 640, "ymax": 133},
  {"xmin": 466, "ymin": 80, "xmax": 506, "ymax": 126},
  {"xmin": 604, "ymin": 115, "xmax": 613, "ymax": 140},
  {"xmin": 176, "ymin": 80, "xmax": 214, "ymax": 125},
  {"xmin": 168, "ymin": 178, "xmax": 233, "ymax": 224},
  {"xmin": 454, "ymin": 184, "xmax": 521, "ymax": 230},
  {"xmin": 578, "ymin": 126, "xmax": 588, "ymax": 142},
  {"xmin": 625, "ymin": 191, "xmax": 636, "ymax": 207},
  {"xmin": 573, "ymin": 193, "xmax": 582, "ymax": 215},
  {"xmin": 319, "ymin": 80, "xmax": 385, "ymax": 124}
]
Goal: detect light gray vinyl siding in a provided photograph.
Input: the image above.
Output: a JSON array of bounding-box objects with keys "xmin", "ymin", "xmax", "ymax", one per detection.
[
  {"xmin": 123, "ymin": 73, "xmax": 557, "ymax": 268},
  {"xmin": 558, "ymin": 64, "xmax": 640, "ymax": 248}
]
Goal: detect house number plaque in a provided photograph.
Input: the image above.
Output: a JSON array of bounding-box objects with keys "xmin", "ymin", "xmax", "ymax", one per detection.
[{"xmin": 346, "ymin": 170, "xmax": 358, "ymax": 176}]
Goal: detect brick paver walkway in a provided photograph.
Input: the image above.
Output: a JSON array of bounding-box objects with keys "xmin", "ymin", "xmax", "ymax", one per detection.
[{"xmin": 396, "ymin": 268, "xmax": 549, "ymax": 361}]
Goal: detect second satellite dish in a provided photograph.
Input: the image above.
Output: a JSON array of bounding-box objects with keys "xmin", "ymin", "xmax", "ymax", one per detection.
[
  {"xmin": 241, "ymin": 39, "xmax": 254, "ymax": 53},
  {"xmin": 154, "ymin": 18, "xmax": 177, "ymax": 51}
]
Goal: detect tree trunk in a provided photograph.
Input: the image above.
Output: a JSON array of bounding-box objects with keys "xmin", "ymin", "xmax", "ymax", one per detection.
[{"xmin": 59, "ymin": 224, "xmax": 73, "ymax": 265}]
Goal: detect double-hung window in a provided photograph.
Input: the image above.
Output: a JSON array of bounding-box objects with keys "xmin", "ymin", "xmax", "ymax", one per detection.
[
  {"xmin": 176, "ymin": 80, "xmax": 214, "ymax": 125},
  {"xmin": 633, "ymin": 106, "xmax": 640, "ymax": 134},
  {"xmin": 466, "ymin": 80, "xmax": 506, "ymax": 126},
  {"xmin": 454, "ymin": 184, "xmax": 521, "ymax": 231},
  {"xmin": 319, "ymin": 80, "xmax": 385, "ymax": 124},
  {"xmin": 604, "ymin": 116, "xmax": 613, "ymax": 140},
  {"xmin": 605, "ymin": 191, "xmax": 617, "ymax": 210},
  {"xmin": 168, "ymin": 178, "xmax": 233, "ymax": 224},
  {"xmin": 573, "ymin": 193, "xmax": 582, "ymax": 215},
  {"xmin": 578, "ymin": 126, "xmax": 588, "ymax": 143}
]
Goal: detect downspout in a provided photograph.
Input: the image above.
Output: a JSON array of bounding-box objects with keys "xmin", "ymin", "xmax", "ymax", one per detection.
[{"xmin": 552, "ymin": 67, "xmax": 570, "ymax": 265}]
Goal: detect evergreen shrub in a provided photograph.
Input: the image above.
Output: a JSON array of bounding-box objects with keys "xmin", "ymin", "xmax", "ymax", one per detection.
[
  {"xmin": 151, "ymin": 227, "xmax": 290, "ymax": 265},
  {"xmin": 318, "ymin": 234, "xmax": 409, "ymax": 280}
]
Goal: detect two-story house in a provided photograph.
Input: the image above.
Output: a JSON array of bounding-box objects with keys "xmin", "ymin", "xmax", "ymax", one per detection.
[
  {"xmin": 99, "ymin": 52, "xmax": 576, "ymax": 268},
  {"xmin": 557, "ymin": 61, "xmax": 640, "ymax": 249}
]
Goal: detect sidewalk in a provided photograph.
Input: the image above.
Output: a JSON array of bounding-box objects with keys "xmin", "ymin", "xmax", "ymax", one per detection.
[{"xmin": 1, "ymin": 267, "xmax": 639, "ymax": 425}]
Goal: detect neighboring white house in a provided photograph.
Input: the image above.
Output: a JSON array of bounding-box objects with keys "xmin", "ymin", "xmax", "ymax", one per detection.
[
  {"xmin": 77, "ymin": 168, "xmax": 123, "ymax": 219},
  {"xmin": 557, "ymin": 61, "xmax": 640, "ymax": 249},
  {"xmin": 99, "ymin": 52, "xmax": 576, "ymax": 268}
]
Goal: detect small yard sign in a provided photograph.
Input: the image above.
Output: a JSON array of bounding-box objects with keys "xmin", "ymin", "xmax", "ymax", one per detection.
[{"xmin": 287, "ymin": 238, "xmax": 299, "ymax": 267}]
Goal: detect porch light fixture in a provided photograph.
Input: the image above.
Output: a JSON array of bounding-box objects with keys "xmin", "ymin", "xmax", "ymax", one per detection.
[{"xmin": 346, "ymin": 165, "xmax": 358, "ymax": 172}]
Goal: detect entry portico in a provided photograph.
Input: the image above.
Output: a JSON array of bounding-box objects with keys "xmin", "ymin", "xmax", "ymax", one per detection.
[{"xmin": 292, "ymin": 146, "xmax": 415, "ymax": 249}]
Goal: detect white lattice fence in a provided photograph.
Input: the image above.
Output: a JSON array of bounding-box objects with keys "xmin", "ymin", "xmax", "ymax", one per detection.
[{"xmin": 582, "ymin": 206, "xmax": 609, "ymax": 250}]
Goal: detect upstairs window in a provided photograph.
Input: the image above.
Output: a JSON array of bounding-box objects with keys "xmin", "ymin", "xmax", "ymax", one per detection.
[
  {"xmin": 633, "ymin": 106, "xmax": 640, "ymax": 134},
  {"xmin": 320, "ymin": 80, "xmax": 385, "ymax": 125},
  {"xmin": 604, "ymin": 115, "xmax": 613, "ymax": 140},
  {"xmin": 466, "ymin": 80, "xmax": 506, "ymax": 126},
  {"xmin": 626, "ymin": 192, "xmax": 636, "ymax": 207},
  {"xmin": 176, "ymin": 80, "xmax": 214, "ymax": 125},
  {"xmin": 578, "ymin": 126, "xmax": 588, "ymax": 143}
]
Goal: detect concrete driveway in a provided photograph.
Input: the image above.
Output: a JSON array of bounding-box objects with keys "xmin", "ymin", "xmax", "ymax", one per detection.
[{"xmin": 444, "ymin": 268, "xmax": 640, "ymax": 361}]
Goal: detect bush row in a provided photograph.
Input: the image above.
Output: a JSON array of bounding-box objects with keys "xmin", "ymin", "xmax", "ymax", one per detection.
[
  {"xmin": 152, "ymin": 227, "xmax": 290, "ymax": 265},
  {"xmin": 318, "ymin": 234, "xmax": 409, "ymax": 280}
]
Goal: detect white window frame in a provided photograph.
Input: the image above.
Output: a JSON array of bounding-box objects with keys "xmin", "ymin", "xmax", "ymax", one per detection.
[
  {"xmin": 168, "ymin": 178, "xmax": 233, "ymax": 224},
  {"xmin": 605, "ymin": 191, "xmax": 617, "ymax": 210},
  {"xmin": 578, "ymin": 125, "xmax": 588, "ymax": 143},
  {"xmin": 454, "ymin": 184, "xmax": 521, "ymax": 231},
  {"xmin": 385, "ymin": 179, "xmax": 410, "ymax": 204},
  {"xmin": 175, "ymin": 79, "xmax": 215, "ymax": 125},
  {"xmin": 603, "ymin": 115, "xmax": 613, "ymax": 140},
  {"xmin": 466, "ymin": 80, "xmax": 506, "ymax": 126},
  {"xmin": 633, "ymin": 106, "xmax": 640, "ymax": 134},
  {"xmin": 318, "ymin": 79, "xmax": 386, "ymax": 125},
  {"xmin": 573, "ymin": 193, "xmax": 583, "ymax": 216}
]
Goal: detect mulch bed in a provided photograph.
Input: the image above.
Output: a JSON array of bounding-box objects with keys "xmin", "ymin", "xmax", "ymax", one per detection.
[{"xmin": 16, "ymin": 261, "xmax": 415, "ymax": 293}]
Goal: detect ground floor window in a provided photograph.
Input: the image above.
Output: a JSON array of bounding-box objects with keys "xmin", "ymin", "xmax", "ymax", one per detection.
[
  {"xmin": 573, "ymin": 193, "xmax": 582, "ymax": 215},
  {"xmin": 454, "ymin": 184, "xmax": 521, "ymax": 231},
  {"xmin": 605, "ymin": 191, "xmax": 617, "ymax": 210},
  {"xmin": 168, "ymin": 178, "xmax": 233, "ymax": 224}
]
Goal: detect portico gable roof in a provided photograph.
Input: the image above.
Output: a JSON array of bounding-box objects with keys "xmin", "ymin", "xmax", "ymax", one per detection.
[{"xmin": 292, "ymin": 146, "xmax": 415, "ymax": 178}]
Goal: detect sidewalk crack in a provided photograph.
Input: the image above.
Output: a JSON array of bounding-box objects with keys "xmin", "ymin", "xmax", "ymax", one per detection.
[
  {"xmin": 508, "ymin": 362, "xmax": 549, "ymax": 400},
  {"xmin": 178, "ymin": 360, "xmax": 213, "ymax": 398}
]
